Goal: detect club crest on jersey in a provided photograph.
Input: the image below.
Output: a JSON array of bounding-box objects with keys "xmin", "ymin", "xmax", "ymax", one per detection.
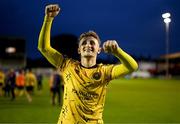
[{"xmin": 92, "ymin": 72, "xmax": 101, "ymax": 80}]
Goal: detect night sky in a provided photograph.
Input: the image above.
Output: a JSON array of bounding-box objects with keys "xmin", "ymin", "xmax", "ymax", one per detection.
[{"xmin": 0, "ymin": 0, "xmax": 179, "ymax": 59}]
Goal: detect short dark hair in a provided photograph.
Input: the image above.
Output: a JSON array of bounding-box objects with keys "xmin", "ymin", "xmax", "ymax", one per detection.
[{"xmin": 78, "ymin": 31, "xmax": 101, "ymax": 45}]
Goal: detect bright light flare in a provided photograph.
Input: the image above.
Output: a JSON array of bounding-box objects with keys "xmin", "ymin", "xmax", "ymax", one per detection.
[
  {"xmin": 164, "ymin": 18, "xmax": 171, "ymax": 23},
  {"xmin": 162, "ymin": 13, "xmax": 171, "ymax": 19},
  {"xmin": 5, "ymin": 47, "xmax": 16, "ymax": 53}
]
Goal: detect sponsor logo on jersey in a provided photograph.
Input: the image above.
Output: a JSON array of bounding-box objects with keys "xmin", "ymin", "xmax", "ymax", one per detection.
[{"xmin": 92, "ymin": 72, "xmax": 101, "ymax": 80}]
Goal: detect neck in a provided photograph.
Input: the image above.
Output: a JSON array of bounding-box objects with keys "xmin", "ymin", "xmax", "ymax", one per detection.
[{"xmin": 81, "ymin": 56, "xmax": 97, "ymax": 68}]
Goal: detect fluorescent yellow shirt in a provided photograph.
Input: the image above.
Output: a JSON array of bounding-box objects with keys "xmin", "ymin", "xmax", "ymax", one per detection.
[
  {"xmin": 0, "ymin": 71, "xmax": 5, "ymax": 84},
  {"xmin": 38, "ymin": 15, "xmax": 138, "ymax": 124},
  {"xmin": 25, "ymin": 72, "xmax": 37, "ymax": 86},
  {"xmin": 57, "ymin": 58, "xmax": 114, "ymax": 124}
]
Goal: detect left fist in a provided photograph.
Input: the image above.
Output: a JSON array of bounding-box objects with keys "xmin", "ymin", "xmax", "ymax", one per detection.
[{"xmin": 103, "ymin": 40, "xmax": 119, "ymax": 54}]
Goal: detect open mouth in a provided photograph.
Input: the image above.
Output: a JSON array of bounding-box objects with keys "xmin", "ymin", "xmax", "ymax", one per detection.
[{"xmin": 83, "ymin": 48, "xmax": 93, "ymax": 52}]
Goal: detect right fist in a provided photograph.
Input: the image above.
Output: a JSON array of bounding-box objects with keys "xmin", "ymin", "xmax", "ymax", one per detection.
[{"xmin": 45, "ymin": 4, "xmax": 60, "ymax": 17}]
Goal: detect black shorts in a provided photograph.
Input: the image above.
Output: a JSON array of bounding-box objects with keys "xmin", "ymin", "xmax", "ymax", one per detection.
[
  {"xmin": 26, "ymin": 86, "xmax": 34, "ymax": 91},
  {"xmin": 50, "ymin": 87, "xmax": 60, "ymax": 92},
  {"xmin": 17, "ymin": 86, "xmax": 24, "ymax": 90},
  {"xmin": 50, "ymin": 87, "xmax": 53, "ymax": 92}
]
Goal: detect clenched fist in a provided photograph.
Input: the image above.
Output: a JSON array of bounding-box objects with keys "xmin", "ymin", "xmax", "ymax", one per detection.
[
  {"xmin": 103, "ymin": 40, "xmax": 119, "ymax": 55},
  {"xmin": 45, "ymin": 4, "xmax": 60, "ymax": 17}
]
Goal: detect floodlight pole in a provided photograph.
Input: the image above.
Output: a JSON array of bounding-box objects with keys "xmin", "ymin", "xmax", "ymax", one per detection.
[
  {"xmin": 165, "ymin": 22, "xmax": 169, "ymax": 78},
  {"xmin": 162, "ymin": 13, "xmax": 171, "ymax": 78}
]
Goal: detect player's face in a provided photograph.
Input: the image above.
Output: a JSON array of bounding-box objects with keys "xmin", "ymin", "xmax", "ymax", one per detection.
[{"xmin": 78, "ymin": 36, "xmax": 101, "ymax": 58}]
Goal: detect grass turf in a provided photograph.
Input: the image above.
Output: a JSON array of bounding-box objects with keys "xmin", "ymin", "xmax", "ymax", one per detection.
[{"xmin": 0, "ymin": 78, "xmax": 180, "ymax": 123}]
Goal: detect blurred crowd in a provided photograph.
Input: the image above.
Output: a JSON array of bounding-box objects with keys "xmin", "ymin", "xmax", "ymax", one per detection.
[{"xmin": 0, "ymin": 68, "xmax": 63, "ymax": 105}]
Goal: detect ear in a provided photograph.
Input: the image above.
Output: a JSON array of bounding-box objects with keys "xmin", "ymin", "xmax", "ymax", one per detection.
[
  {"xmin": 98, "ymin": 47, "xmax": 101, "ymax": 54},
  {"xmin": 78, "ymin": 48, "xmax": 81, "ymax": 54}
]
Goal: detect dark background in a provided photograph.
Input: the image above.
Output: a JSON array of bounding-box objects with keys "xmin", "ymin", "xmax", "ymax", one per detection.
[{"xmin": 0, "ymin": 0, "xmax": 179, "ymax": 60}]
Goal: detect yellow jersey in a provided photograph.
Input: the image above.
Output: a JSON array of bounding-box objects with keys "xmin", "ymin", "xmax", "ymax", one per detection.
[
  {"xmin": 38, "ymin": 15, "xmax": 138, "ymax": 124},
  {"xmin": 58, "ymin": 58, "xmax": 114, "ymax": 124},
  {"xmin": 25, "ymin": 72, "xmax": 37, "ymax": 87},
  {"xmin": 0, "ymin": 71, "xmax": 5, "ymax": 85}
]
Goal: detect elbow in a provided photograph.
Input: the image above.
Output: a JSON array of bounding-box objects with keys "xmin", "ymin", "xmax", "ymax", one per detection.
[
  {"xmin": 38, "ymin": 46, "xmax": 42, "ymax": 52},
  {"xmin": 37, "ymin": 47, "xmax": 42, "ymax": 52},
  {"xmin": 38, "ymin": 39, "xmax": 42, "ymax": 52},
  {"xmin": 38, "ymin": 39, "xmax": 47, "ymax": 53},
  {"xmin": 38, "ymin": 36, "xmax": 46, "ymax": 53},
  {"xmin": 133, "ymin": 62, "xmax": 139, "ymax": 71},
  {"xmin": 38, "ymin": 45, "xmax": 43, "ymax": 53},
  {"xmin": 129, "ymin": 62, "xmax": 139, "ymax": 73},
  {"xmin": 38, "ymin": 45, "xmax": 48, "ymax": 54}
]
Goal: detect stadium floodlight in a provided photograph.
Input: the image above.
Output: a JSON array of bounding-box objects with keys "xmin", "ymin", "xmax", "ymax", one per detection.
[
  {"xmin": 164, "ymin": 18, "xmax": 171, "ymax": 23},
  {"xmin": 162, "ymin": 12, "xmax": 171, "ymax": 78},
  {"xmin": 5, "ymin": 47, "xmax": 16, "ymax": 54},
  {"xmin": 162, "ymin": 13, "xmax": 171, "ymax": 19}
]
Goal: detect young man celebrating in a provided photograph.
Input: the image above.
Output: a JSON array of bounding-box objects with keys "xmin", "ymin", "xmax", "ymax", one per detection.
[{"xmin": 38, "ymin": 4, "xmax": 138, "ymax": 124}]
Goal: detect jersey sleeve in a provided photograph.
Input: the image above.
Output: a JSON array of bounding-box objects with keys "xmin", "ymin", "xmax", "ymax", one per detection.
[
  {"xmin": 111, "ymin": 48, "xmax": 138, "ymax": 79},
  {"xmin": 101, "ymin": 48, "xmax": 138, "ymax": 84},
  {"xmin": 38, "ymin": 15, "xmax": 64, "ymax": 68},
  {"xmin": 101, "ymin": 64, "xmax": 115, "ymax": 84}
]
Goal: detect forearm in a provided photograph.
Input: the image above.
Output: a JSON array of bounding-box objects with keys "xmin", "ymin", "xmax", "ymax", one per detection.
[
  {"xmin": 38, "ymin": 15, "xmax": 54, "ymax": 53},
  {"xmin": 112, "ymin": 48, "xmax": 138, "ymax": 78},
  {"xmin": 115, "ymin": 48, "xmax": 138, "ymax": 71},
  {"xmin": 38, "ymin": 15, "xmax": 63, "ymax": 67}
]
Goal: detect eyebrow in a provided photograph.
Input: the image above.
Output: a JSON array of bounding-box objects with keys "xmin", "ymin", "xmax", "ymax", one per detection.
[
  {"xmin": 79, "ymin": 37, "xmax": 98, "ymax": 45},
  {"xmin": 90, "ymin": 40, "xmax": 95, "ymax": 43},
  {"xmin": 81, "ymin": 39, "xmax": 95, "ymax": 44},
  {"xmin": 81, "ymin": 40, "xmax": 87, "ymax": 44}
]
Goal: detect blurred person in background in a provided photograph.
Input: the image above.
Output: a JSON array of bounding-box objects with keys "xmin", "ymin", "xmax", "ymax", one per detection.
[
  {"xmin": 37, "ymin": 72, "xmax": 43, "ymax": 91},
  {"xmin": 25, "ymin": 69, "xmax": 37, "ymax": 102},
  {"xmin": 38, "ymin": 4, "xmax": 138, "ymax": 124},
  {"xmin": 49, "ymin": 69, "xmax": 62, "ymax": 106},
  {"xmin": 16, "ymin": 69, "xmax": 25, "ymax": 96},
  {"xmin": 0, "ymin": 68, "xmax": 5, "ymax": 96},
  {"xmin": 6, "ymin": 69, "xmax": 16, "ymax": 101},
  {"xmin": 4, "ymin": 71, "xmax": 11, "ymax": 97}
]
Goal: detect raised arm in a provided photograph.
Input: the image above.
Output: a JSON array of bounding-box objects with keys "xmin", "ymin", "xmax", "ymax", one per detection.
[
  {"xmin": 38, "ymin": 4, "xmax": 64, "ymax": 68},
  {"xmin": 103, "ymin": 40, "xmax": 138, "ymax": 79}
]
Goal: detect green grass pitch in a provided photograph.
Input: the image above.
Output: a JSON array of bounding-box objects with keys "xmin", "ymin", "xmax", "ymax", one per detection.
[{"xmin": 0, "ymin": 78, "xmax": 180, "ymax": 123}]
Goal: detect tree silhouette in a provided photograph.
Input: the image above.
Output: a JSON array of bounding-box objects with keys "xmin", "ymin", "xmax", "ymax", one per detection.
[{"xmin": 51, "ymin": 34, "xmax": 79, "ymax": 60}]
